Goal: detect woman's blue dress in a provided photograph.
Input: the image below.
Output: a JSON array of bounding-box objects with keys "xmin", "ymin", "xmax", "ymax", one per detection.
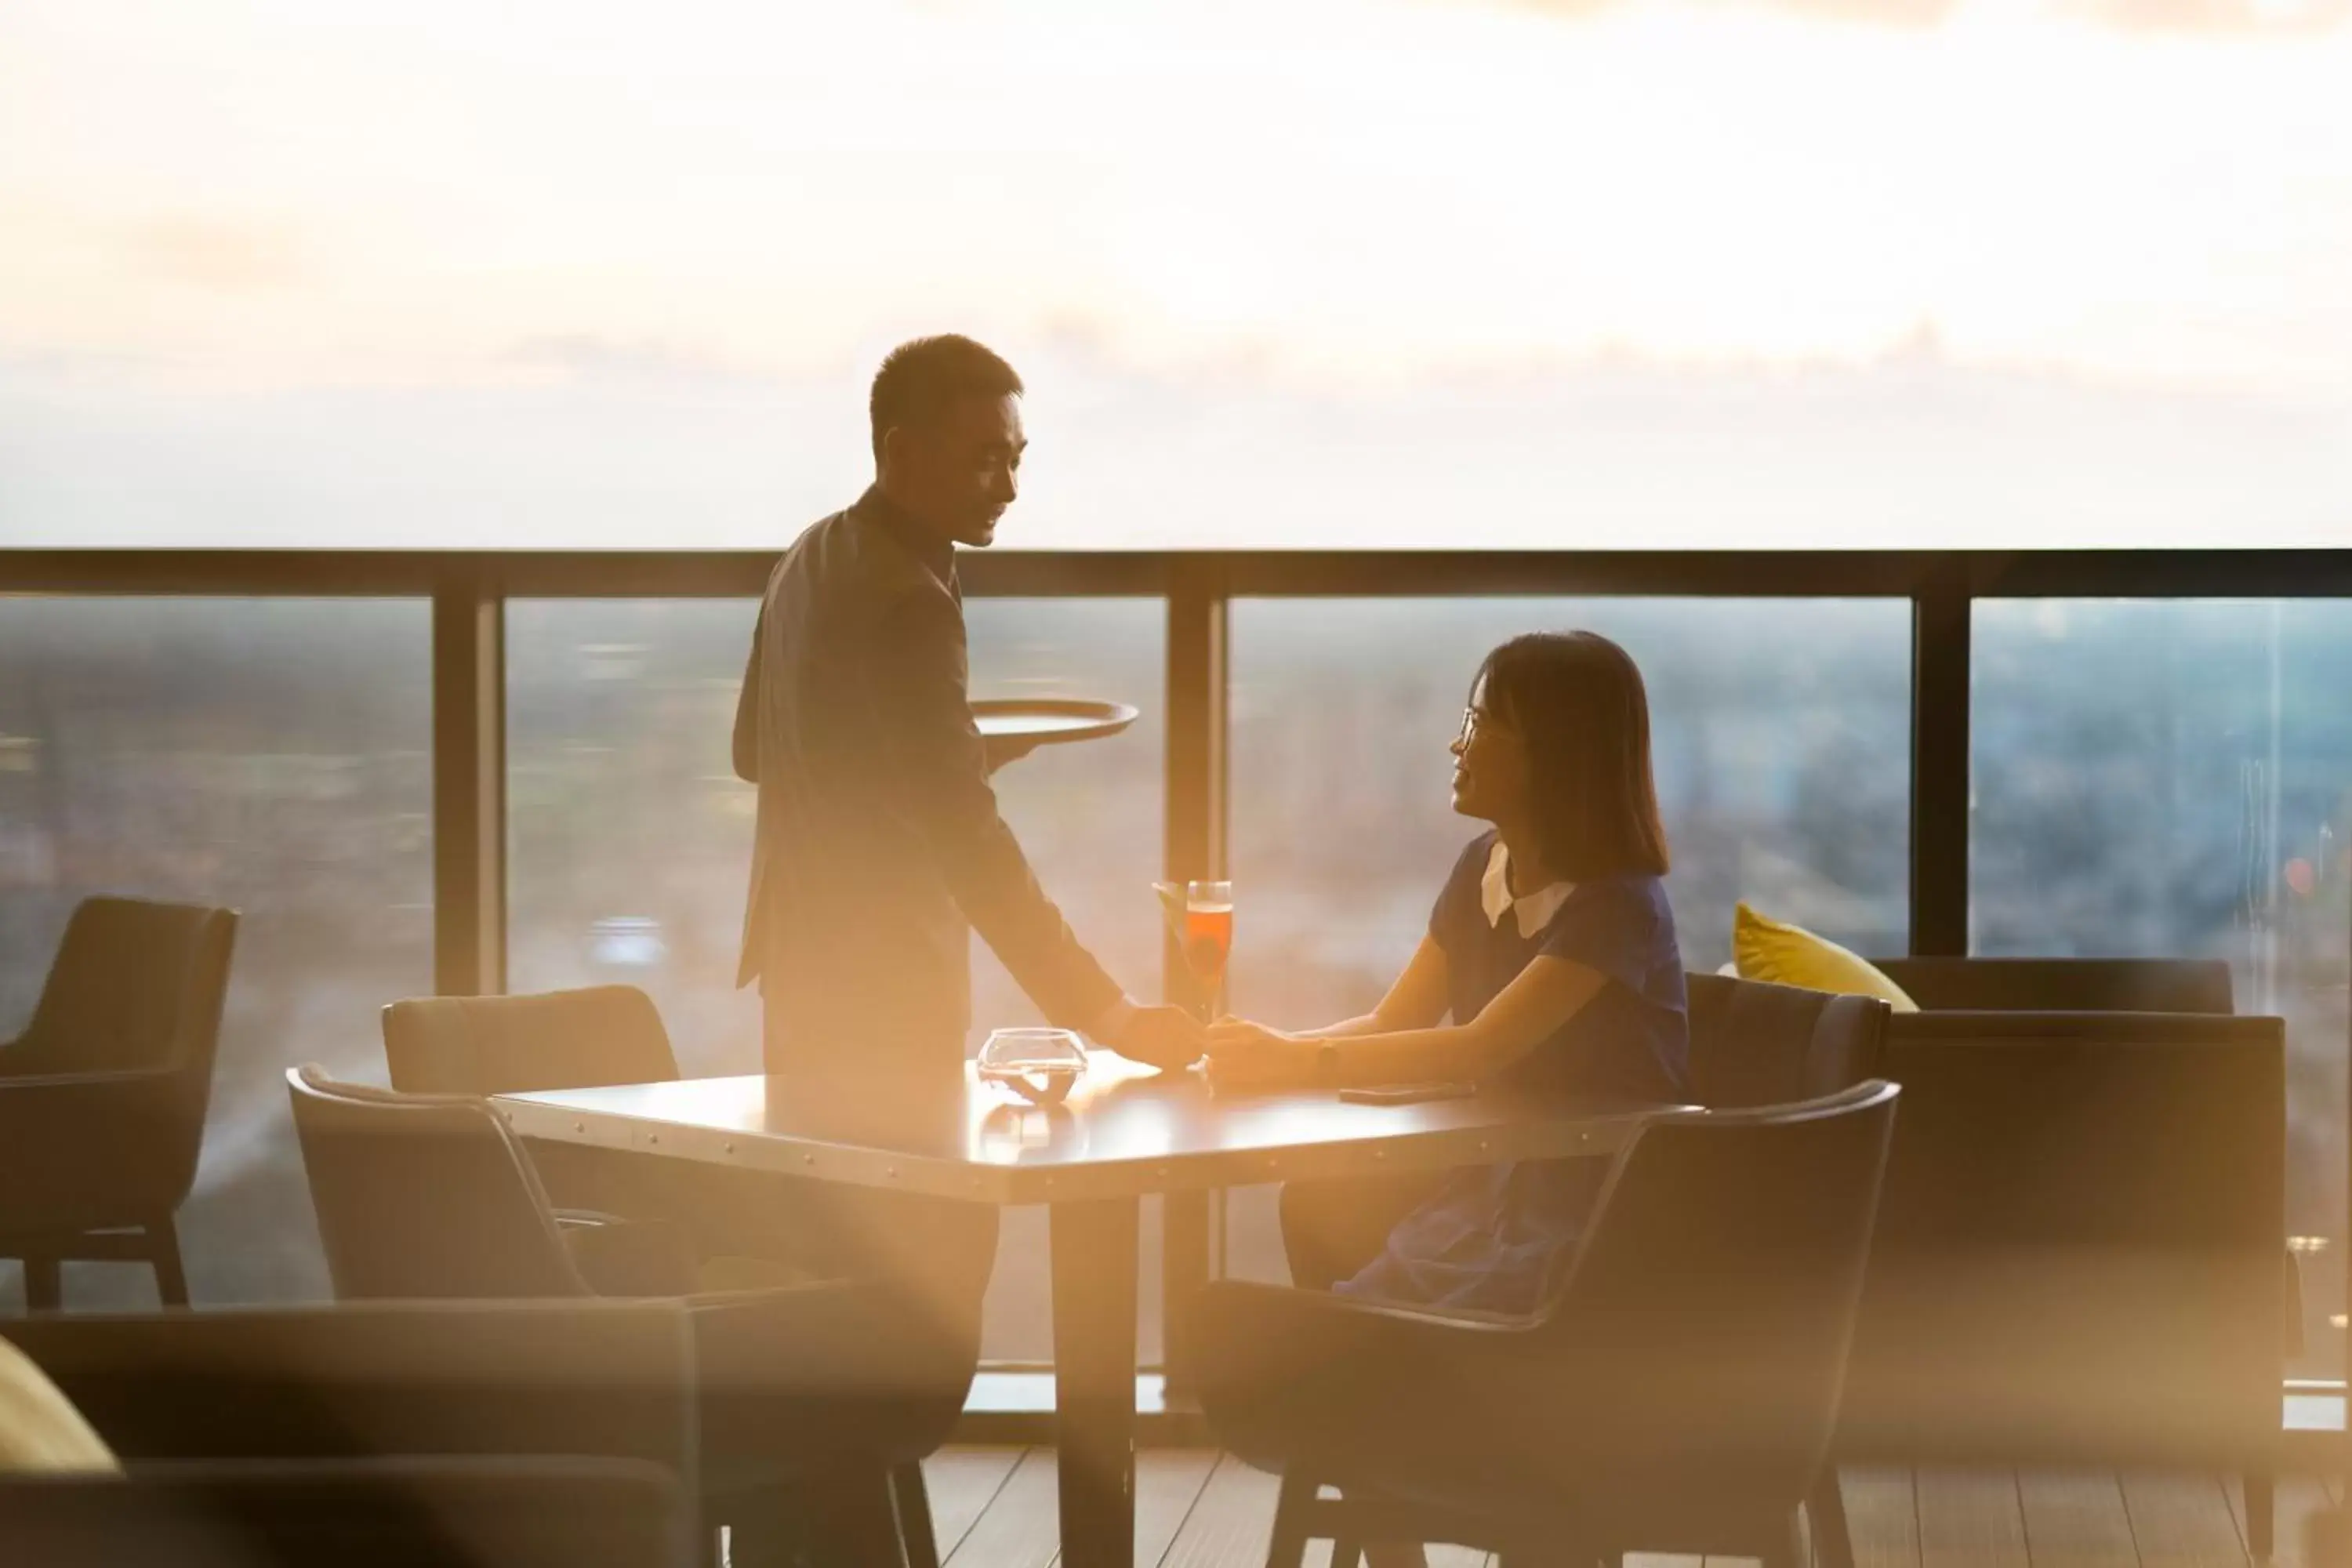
[{"xmin": 1336, "ymin": 832, "xmax": 1688, "ymax": 1315}]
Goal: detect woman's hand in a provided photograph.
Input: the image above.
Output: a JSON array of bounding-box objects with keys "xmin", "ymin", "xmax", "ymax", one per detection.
[{"xmin": 1203, "ymin": 1017, "xmax": 1318, "ymax": 1091}]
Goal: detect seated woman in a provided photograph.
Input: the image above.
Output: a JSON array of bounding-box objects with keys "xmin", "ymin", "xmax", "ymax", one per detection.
[{"xmin": 1204, "ymin": 630, "xmax": 1689, "ymax": 1316}]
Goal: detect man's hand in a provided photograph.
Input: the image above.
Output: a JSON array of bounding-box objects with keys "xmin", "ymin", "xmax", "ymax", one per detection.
[
  {"xmin": 1103, "ymin": 1003, "xmax": 1206, "ymax": 1073},
  {"xmin": 1203, "ymin": 1017, "xmax": 1317, "ymax": 1091},
  {"xmin": 982, "ymin": 733, "xmax": 1047, "ymax": 775}
]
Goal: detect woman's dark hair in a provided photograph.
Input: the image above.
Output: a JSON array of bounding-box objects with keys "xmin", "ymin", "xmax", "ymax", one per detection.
[{"xmin": 1475, "ymin": 630, "xmax": 1670, "ymax": 880}]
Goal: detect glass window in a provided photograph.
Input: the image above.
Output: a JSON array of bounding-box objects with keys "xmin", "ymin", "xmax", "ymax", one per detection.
[
  {"xmin": 505, "ymin": 596, "xmax": 1164, "ymax": 1363},
  {"xmin": 1219, "ymin": 597, "xmax": 1912, "ymax": 1278},
  {"xmin": 1973, "ymin": 600, "xmax": 2352, "ymax": 1377},
  {"xmin": 1229, "ymin": 597, "xmax": 1911, "ymax": 1022},
  {"xmin": 0, "ymin": 597, "xmax": 432, "ymax": 1309},
  {"xmin": 967, "ymin": 597, "xmax": 1168, "ymax": 1366},
  {"xmin": 506, "ymin": 599, "xmax": 766, "ymax": 1074}
]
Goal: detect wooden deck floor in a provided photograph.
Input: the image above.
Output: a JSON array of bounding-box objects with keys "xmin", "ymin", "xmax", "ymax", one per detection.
[{"xmin": 916, "ymin": 1451, "xmax": 2340, "ymax": 1568}]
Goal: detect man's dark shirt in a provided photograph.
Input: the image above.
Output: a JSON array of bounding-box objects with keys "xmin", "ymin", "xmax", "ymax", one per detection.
[{"xmin": 733, "ymin": 487, "xmax": 1122, "ymax": 1073}]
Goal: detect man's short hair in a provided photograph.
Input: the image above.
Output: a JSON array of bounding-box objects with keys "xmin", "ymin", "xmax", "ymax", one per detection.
[{"xmin": 869, "ymin": 336, "xmax": 1024, "ymax": 459}]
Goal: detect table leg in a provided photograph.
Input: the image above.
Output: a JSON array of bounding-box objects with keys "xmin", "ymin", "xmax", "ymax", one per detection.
[
  {"xmin": 1051, "ymin": 1196, "xmax": 1141, "ymax": 1568},
  {"xmin": 1160, "ymin": 1189, "xmax": 1211, "ymax": 1399}
]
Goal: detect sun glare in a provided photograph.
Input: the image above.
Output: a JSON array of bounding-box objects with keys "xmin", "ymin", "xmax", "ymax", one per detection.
[{"xmin": 2, "ymin": 0, "xmax": 2346, "ymax": 546}]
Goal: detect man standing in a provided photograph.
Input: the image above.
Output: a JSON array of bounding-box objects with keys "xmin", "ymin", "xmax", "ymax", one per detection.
[
  {"xmin": 724, "ymin": 340, "xmax": 1203, "ymax": 1564},
  {"xmin": 733, "ymin": 332, "xmax": 1202, "ymax": 1084}
]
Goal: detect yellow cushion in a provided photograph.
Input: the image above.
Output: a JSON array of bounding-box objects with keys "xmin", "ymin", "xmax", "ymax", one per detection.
[
  {"xmin": 1732, "ymin": 902, "xmax": 1919, "ymax": 1013},
  {"xmin": 0, "ymin": 1337, "xmax": 119, "ymax": 1474}
]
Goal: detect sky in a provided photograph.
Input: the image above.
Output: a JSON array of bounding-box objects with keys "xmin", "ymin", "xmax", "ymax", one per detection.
[{"xmin": 2, "ymin": 0, "xmax": 2349, "ymax": 549}]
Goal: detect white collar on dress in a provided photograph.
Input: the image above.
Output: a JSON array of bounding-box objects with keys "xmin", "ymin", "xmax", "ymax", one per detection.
[{"xmin": 1479, "ymin": 838, "xmax": 1574, "ymax": 939}]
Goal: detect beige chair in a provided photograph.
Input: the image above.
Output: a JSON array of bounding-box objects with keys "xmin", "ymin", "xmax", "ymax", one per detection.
[
  {"xmin": 289, "ymin": 1062, "xmax": 973, "ymax": 1568},
  {"xmin": 5, "ymin": 1298, "xmax": 698, "ymax": 1568},
  {"xmin": 382, "ymin": 985, "xmax": 679, "ymax": 1098},
  {"xmin": 379, "ymin": 985, "xmax": 777, "ymax": 1250},
  {"xmin": 376, "ymin": 986, "xmax": 975, "ymax": 1567},
  {"xmin": 2, "ymin": 897, "xmax": 238, "ymax": 1311}
]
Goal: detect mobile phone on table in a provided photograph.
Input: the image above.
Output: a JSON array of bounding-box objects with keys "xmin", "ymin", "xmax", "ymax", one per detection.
[{"xmin": 1338, "ymin": 1081, "xmax": 1478, "ymax": 1106}]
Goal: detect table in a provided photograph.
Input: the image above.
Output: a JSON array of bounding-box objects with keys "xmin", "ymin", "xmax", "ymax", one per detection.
[{"xmin": 497, "ymin": 1054, "xmax": 1684, "ymax": 1568}]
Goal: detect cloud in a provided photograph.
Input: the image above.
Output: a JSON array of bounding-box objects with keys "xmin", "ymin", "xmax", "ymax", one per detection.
[
  {"xmin": 1490, "ymin": 0, "xmax": 2351, "ymax": 27},
  {"xmin": 1485, "ymin": 0, "xmax": 1962, "ymax": 27},
  {"xmin": 114, "ymin": 214, "xmax": 306, "ymax": 292},
  {"xmin": 5, "ymin": 335, "xmax": 2345, "ymax": 554},
  {"xmin": 504, "ymin": 334, "xmax": 765, "ymax": 386},
  {"xmin": 2060, "ymin": 0, "xmax": 2352, "ymax": 31},
  {"xmin": 1778, "ymin": 0, "xmax": 1958, "ymax": 18}
]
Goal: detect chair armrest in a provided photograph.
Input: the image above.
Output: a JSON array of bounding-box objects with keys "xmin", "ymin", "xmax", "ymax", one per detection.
[
  {"xmin": 1193, "ymin": 1280, "xmax": 1538, "ymax": 1425},
  {"xmin": 560, "ymin": 1217, "xmax": 700, "ymax": 1298},
  {"xmin": 0, "ymin": 1068, "xmax": 190, "ymax": 1225},
  {"xmin": 2, "ymin": 1301, "xmax": 699, "ymax": 1481},
  {"xmin": 0, "ymin": 1067, "xmax": 179, "ymax": 1105},
  {"xmin": 1193, "ymin": 1280, "xmax": 1570, "ymax": 1490},
  {"xmin": 1199, "ymin": 1278, "xmax": 1534, "ymax": 1357},
  {"xmin": 685, "ymin": 1279, "xmax": 980, "ymax": 1467},
  {"xmin": 0, "ymin": 1457, "xmax": 687, "ymax": 1568}
]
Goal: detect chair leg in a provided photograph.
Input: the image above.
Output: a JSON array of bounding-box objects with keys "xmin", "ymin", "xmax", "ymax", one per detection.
[
  {"xmin": 1329, "ymin": 1535, "xmax": 1363, "ymax": 1568},
  {"xmin": 1266, "ymin": 1470, "xmax": 1319, "ymax": 1568},
  {"xmin": 148, "ymin": 1217, "xmax": 190, "ymax": 1307},
  {"xmin": 724, "ymin": 1483, "xmax": 802, "ymax": 1568},
  {"xmin": 22, "ymin": 1254, "xmax": 63, "ymax": 1312},
  {"xmin": 2244, "ymin": 1472, "xmax": 2275, "ymax": 1563},
  {"xmin": 893, "ymin": 1461, "xmax": 942, "ymax": 1568},
  {"xmin": 804, "ymin": 1464, "xmax": 908, "ymax": 1568},
  {"xmin": 1809, "ymin": 1468, "xmax": 1857, "ymax": 1568},
  {"xmin": 1760, "ymin": 1507, "xmax": 1806, "ymax": 1568}
]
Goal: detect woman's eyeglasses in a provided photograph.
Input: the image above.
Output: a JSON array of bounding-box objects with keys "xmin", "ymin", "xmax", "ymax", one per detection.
[{"xmin": 1455, "ymin": 706, "xmax": 1497, "ymax": 747}]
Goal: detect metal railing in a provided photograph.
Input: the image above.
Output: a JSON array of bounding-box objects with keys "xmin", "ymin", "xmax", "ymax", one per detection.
[{"xmin": 9, "ymin": 542, "xmax": 2352, "ymax": 1417}]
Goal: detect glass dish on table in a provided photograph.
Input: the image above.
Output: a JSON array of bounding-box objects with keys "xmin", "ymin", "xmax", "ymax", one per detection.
[{"xmin": 976, "ymin": 1026, "xmax": 1089, "ymax": 1105}]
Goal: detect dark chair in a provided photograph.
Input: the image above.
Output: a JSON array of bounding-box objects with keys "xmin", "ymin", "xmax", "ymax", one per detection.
[
  {"xmin": 1200, "ymin": 1081, "xmax": 1902, "ymax": 1568},
  {"xmin": 1271, "ymin": 971, "xmax": 1893, "ymax": 1482},
  {"xmin": 0, "ymin": 1461, "xmax": 686, "ymax": 1568},
  {"xmin": 378, "ymin": 986, "xmax": 952, "ymax": 1566},
  {"xmin": 379, "ymin": 985, "xmax": 706, "ymax": 1243},
  {"xmin": 1868, "ymin": 955, "xmax": 2234, "ymax": 1015},
  {"xmin": 285, "ymin": 1065, "xmax": 974, "ymax": 1568},
  {"xmin": 1680, "ymin": 972, "xmax": 1893, "ymax": 1567},
  {"xmin": 1685, "ymin": 971, "xmax": 1889, "ymax": 1109},
  {"xmin": 1822, "ymin": 1011, "xmax": 2285, "ymax": 1564},
  {"xmin": 1, "ymin": 895, "xmax": 238, "ymax": 1311},
  {"xmin": 4, "ymin": 1299, "xmax": 702, "ymax": 1567},
  {"xmin": 1279, "ymin": 975, "xmax": 1888, "ymax": 1283},
  {"xmin": 381, "ymin": 985, "xmax": 679, "ymax": 1097}
]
